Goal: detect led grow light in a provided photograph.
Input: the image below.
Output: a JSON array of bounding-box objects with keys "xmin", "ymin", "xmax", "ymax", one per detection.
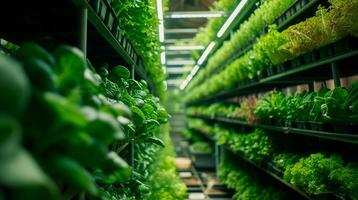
[
  {"xmin": 180, "ymin": 65, "xmax": 199, "ymax": 90},
  {"xmin": 217, "ymin": 0, "xmax": 248, "ymax": 38},
  {"xmin": 166, "ymin": 45, "xmax": 205, "ymax": 51},
  {"xmin": 160, "ymin": 46, "xmax": 166, "ymax": 65},
  {"xmin": 157, "ymin": 0, "xmax": 165, "ymax": 42},
  {"xmin": 197, "ymin": 41, "xmax": 216, "ymax": 65},
  {"xmin": 166, "ymin": 11, "xmax": 226, "ymax": 19}
]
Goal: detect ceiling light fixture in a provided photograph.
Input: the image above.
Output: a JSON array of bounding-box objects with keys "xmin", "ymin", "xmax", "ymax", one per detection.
[
  {"xmin": 197, "ymin": 41, "xmax": 216, "ymax": 65},
  {"xmin": 217, "ymin": 0, "xmax": 248, "ymax": 38},
  {"xmin": 166, "ymin": 11, "xmax": 226, "ymax": 19},
  {"xmin": 180, "ymin": 65, "xmax": 199, "ymax": 90},
  {"xmin": 166, "ymin": 45, "xmax": 205, "ymax": 51}
]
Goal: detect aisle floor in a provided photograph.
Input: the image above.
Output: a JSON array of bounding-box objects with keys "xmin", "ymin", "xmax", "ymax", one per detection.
[{"xmin": 171, "ymin": 131, "xmax": 234, "ymax": 200}]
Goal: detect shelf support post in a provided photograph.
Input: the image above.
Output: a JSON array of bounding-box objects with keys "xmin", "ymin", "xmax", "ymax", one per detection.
[
  {"xmin": 331, "ymin": 62, "xmax": 341, "ymax": 87},
  {"xmin": 78, "ymin": 7, "xmax": 88, "ymax": 58}
]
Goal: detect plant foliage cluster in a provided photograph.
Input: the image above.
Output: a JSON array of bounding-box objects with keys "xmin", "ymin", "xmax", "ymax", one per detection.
[
  {"xmin": 0, "ymin": 43, "xmax": 186, "ymax": 200},
  {"xmin": 186, "ymin": 119, "xmax": 358, "ymax": 199},
  {"xmin": 185, "ymin": 0, "xmax": 358, "ymax": 102},
  {"xmin": 108, "ymin": 0, "xmax": 168, "ymax": 98}
]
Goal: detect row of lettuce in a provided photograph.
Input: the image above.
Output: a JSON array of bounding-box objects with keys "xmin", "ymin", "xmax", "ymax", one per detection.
[
  {"xmin": 187, "ymin": 81, "xmax": 358, "ymax": 131},
  {"xmin": 185, "ymin": 0, "xmax": 358, "ymax": 102},
  {"xmin": 0, "ymin": 43, "xmax": 186, "ymax": 200},
  {"xmin": 185, "ymin": 119, "xmax": 358, "ymax": 199},
  {"xmin": 108, "ymin": 0, "xmax": 168, "ymax": 99}
]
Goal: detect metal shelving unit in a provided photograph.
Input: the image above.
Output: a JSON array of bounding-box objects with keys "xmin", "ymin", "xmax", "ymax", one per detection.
[
  {"xmin": 188, "ymin": 37, "xmax": 358, "ymax": 105},
  {"xmin": 0, "ymin": 0, "xmax": 156, "ymax": 94},
  {"xmin": 190, "ymin": 0, "xmax": 328, "ymax": 87},
  {"xmin": 188, "ymin": 114, "xmax": 358, "ymax": 144},
  {"xmin": 189, "ymin": 128, "xmax": 313, "ymax": 200}
]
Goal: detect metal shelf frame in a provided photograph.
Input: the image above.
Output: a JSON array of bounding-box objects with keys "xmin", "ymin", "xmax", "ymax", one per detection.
[
  {"xmin": 188, "ymin": 0, "xmax": 326, "ymax": 89},
  {"xmin": 188, "ymin": 114, "xmax": 358, "ymax": 144},
  {"xmin": 187, "ymin": 43, "xmax": 358, "ymax": 105}
]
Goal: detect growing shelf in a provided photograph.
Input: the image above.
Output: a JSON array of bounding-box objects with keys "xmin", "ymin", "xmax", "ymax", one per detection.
[
  {"xmin": 202, "ymin": 0, "xmax": 327, "ymax": 81},
  {"xmin": 226, "ymin": 148, "xmax": 314, "ymax": 200},
  {"xmin": 188, "ymin": 114, "xmax": 358, "ymax": 144},
  {"xmin": 188, "ymin": 37, "xmax": 358, "ymax": 105},
  {"xmin": 0, "ymin": 0, "xmax": 155, "ymax": 93},
  {"xmin": 74, "ymin": 0, "xmax": 156, "ymax": 92}
]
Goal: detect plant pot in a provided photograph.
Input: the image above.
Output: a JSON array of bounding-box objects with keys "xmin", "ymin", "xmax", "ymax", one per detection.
[
  {"xmin": 285, "ymin": 120, "xmax": 293, "ymax": 128},
  {"xmin": 111, "ymin": 21, "xmax": 118, "ymax": 36},
  {"xmin": 105, "ymin": 12, "xmax": 114, "ymax": 31},
  {"xmin": 318, "ymin": 45, "xmax": 333, "ymax": 60},
  {"xmin": 267, "ymin": 67, "xmax": 276, "ymax": 76},
  {"xmin": 350, "ymin": 123, "xmax": 358, "ymax": 133},
  {"xmin": 263, "ymin": 118, "xmax": 275, "ymax": 126},
  {"xmin": 309, "ymin": 121, "xmax": 333, "ymax": 132},
  {"xmin": 190, "ymin": 151, "xmax": 215, "ymax": 170},
  {"xmin": 276, "ymin": 64, "xmax": 285, "ymax": 74},
  {"xmin": 301, "ymin": 0, "xmax": 309, "ymax": 7},
  {"xmin": 90, "ymin": 0, "xmax": 101, "ymax": 13},
  {"xmin": 295, "ymin": 0, "xmax": 302, "ymax": 11},
  {"xmin": 275, "ymin": 119, "xmax": 285, "ymax": 127},
  {"xmin": 290, "ymin": 57, "xmax": 303, "ymax": 68},
  {"xmin": 257, "ymin": 70, "xmax": 267, "ymax": 80},
  {"xmin": 122, "ymin": 37, "xmax": 127, "ymax": 48},
  {"xmin": 303, "ymin": 52, "xmax": 318, "ymax": 64},
  {"xmin": 296, "ymin": 120, "xmax": 309, "ymax": 129},
  {"xmin": 99, "ymin": 1, "xmax": 107, "ymax": 21},
  {"xmin": 332, "ymin": 123, "xmax": 350, "ymax": 133}
]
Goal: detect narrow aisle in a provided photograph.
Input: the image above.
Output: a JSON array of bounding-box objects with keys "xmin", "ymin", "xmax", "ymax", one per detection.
[{"xmin": 169, "ymin": 113, "xmax": 234, "ymax": 200}]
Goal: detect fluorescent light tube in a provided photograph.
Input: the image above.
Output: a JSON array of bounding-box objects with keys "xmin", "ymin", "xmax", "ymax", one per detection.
[
  {"xmin": 180, "ymin": 65, "xmax": 200, "ymax": 90},
  {"xmin": 166, "ymin": 59, "xmax": 195, "ymax": 66},
  {"xmin": 158, "ymin": 21, "xmax": 165, "ymax": 42},
  {"xmin": 166, "ymin": 45, "xmax": 205, "ymax": 51},
  {"xmin": 157, "ymin": 0, "xmax": 163, "ymax": 20},
  {"xmin": 217, "ymin": 0, "xmax": 248, "ymax": 38},
  {"xmin": 166, "ymin": 11, "xmax": 226, "ymax": 19},
  {"xmin": 197, "ymin": 41, "xmax": 216, "ymax": 65},
  {"xmin": 160, "ymin": 49, "xmax": 166, "ymax": 65}
]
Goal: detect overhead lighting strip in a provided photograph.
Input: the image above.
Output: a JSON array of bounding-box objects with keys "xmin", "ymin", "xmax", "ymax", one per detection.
[
  {"xmin": 197, "ymin": 41, "xmax": 216, "ymax": 65},
  {"xmin": 180, "ymin": 65, "xmax": 199, "ymax": 90},
  {"xmin": 166, "ymin": 11, "xmax": 226, "ymax": 19},
  {"xmin": 166, "ymin": 45, "xmax": 205, "ymax": 51},
  {"xmin": 217, "ymin": 0, "xmax": 249, "ymax": 38},
  {"xmin": 180, "ymin": 0, "xmax": 249, "ymax": 90}
]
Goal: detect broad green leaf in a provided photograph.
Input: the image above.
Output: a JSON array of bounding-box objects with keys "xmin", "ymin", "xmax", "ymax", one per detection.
[
  {"xmin": 86, "ymin": 111, "xmax": 125, "ymax": 144},
  {"xmin": 50, "ymin": 156, "xmax": 98, "ymax": 196},
  {"xmin": 43, "ymin": 92, "xmax": 87, "ymax": 128},
  {"xmin": 53, "ymin": 45, "xmax": 85, "ymax": 94},
  {"xmin": 130, "ymin": 106, "xmax": 146, "ymax": 125},
  {"xmin": 0, "ymin": 54, "xmax": 30, "ymax": 117},
  {"xmin": 146, "ymin": 137, "xmax": 165, "ymax": 148},
  {"xmin": 0, "ymin": 149, "xmax": 59, "ymax": 199}
]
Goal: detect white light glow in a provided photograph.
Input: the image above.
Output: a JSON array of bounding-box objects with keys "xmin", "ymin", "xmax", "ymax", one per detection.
[
  {"xmin": 160, "ymin": 49, "xmax": 166, "ymax": 65},
  {"xmin": 197, "ymin": 41, "xmax": 216, "ymax": 65},
  {"xmin": 166, "ymin": 12, "xmax": 226, "ymax": 19},
  {"xmin": 157, "ymin": 0, "xmax": 163, "ymax": 20},
  {"xmin": 166, "ymin": 59, "xmax": 195, "ymax": 66},
  {"xmin": 166, "ymin": 67, "xmax": 193, "ymax": 74},
  {"xmin": 217, "ymin": 0, "xmax": 248, "ymax": 38},
  {"xmin": 180, "ymin": 65, "xmax": 200, "ymax": 90},
  {"xmin": 166, "ymin": 45, "xmax": 205, "ymax": 51},
  {"xmin": 158, "ymin": 21, "xmax": 165, "ymax": 42}
]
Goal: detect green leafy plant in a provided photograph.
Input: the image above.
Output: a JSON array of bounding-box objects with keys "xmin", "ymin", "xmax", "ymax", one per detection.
[
  {"xmin": 0, "ymin": 42, "xmax": 177, "ymax": 200},
  {"xmin": 283, "ymin": 153, "xmax": 344, "ymax": 195}
]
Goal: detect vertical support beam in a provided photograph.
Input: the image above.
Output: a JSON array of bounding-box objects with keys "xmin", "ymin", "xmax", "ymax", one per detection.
[
  {"xmin": 308, "ymin": 81, "xmax": 314, "ymax": 92},
  {"xmin": 130, "ymin": 64, "xmax": 135, "ymax": 168},
  {"xmin": 215, "ymin": 144, "xmax": 220, "ymax": 177},
  {"xmin": 331, "ymin": 62, "xmax": 341, "ymax": 87},
  {"xmin": 78, "ymin": 7, "xmax": 88, "ymax": 58}
]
